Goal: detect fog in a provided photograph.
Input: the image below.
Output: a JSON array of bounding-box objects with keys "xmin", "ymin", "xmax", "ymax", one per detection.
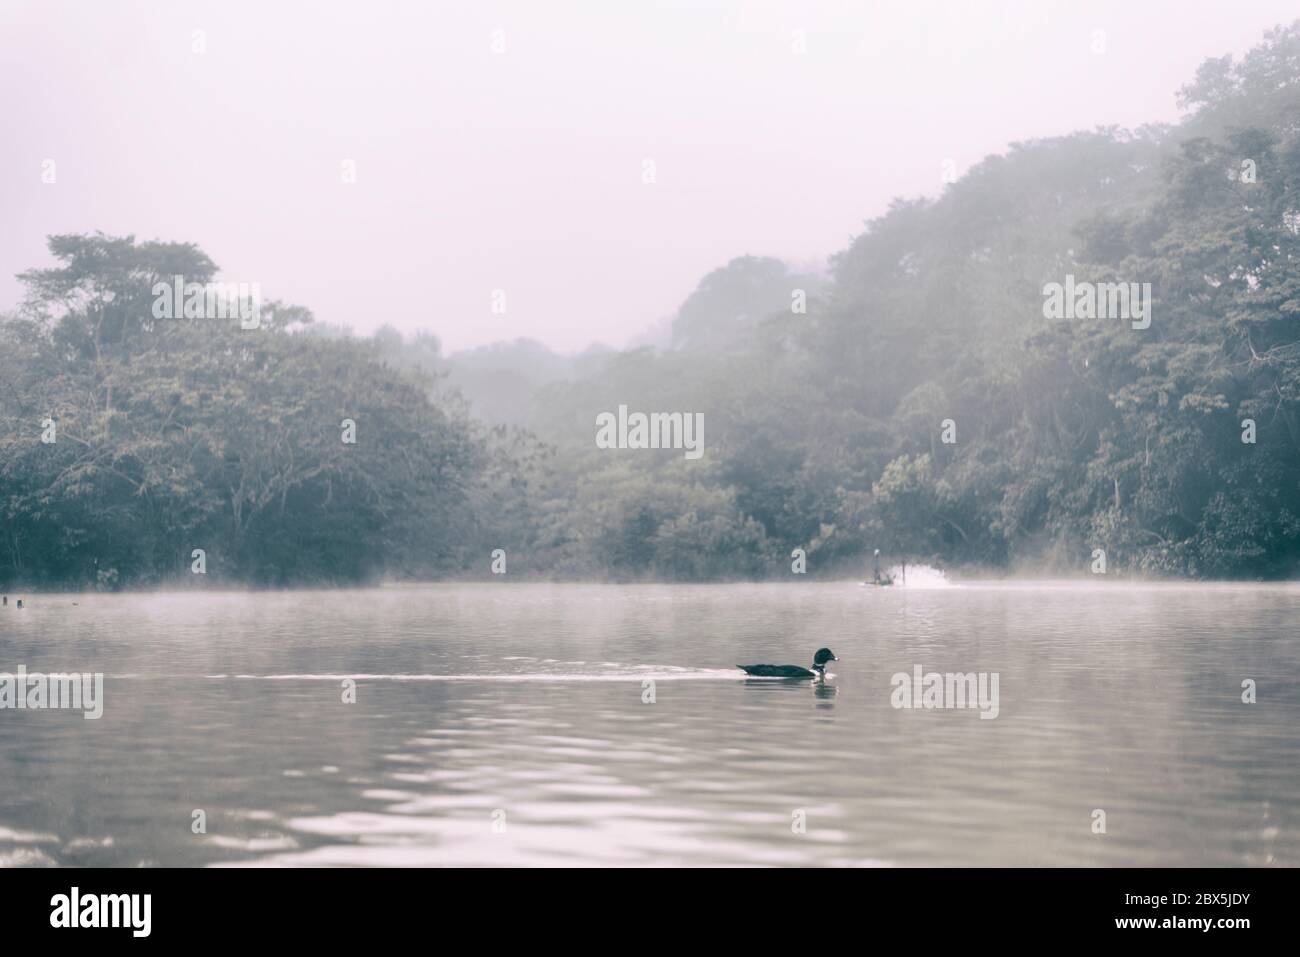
[
  {"xmin": 3, "ymin": 0, "xmax": 1295, "ymax": 352},
  {"xmin": 5, "ymin": 7, "xmax": 1300, "ymax": 588}
]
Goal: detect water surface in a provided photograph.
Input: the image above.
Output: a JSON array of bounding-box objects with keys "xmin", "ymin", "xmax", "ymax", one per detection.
[{"xmin": 0, "ymin": 581, "xmax": 1295, "ymax": 866}]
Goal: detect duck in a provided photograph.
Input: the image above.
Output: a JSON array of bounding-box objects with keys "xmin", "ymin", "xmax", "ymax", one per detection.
[{"xmin": 738, "ymin": 648, "xmax": 838, "ymax": 679}]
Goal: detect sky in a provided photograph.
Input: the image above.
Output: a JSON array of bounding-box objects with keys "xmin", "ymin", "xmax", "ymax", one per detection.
[{"xmin": 2, "ymin": 0, "xmax": 1297, "ymax": 354}]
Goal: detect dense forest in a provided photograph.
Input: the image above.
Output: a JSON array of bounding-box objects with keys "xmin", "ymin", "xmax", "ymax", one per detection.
[{"xmin": 3, "ymin": 23, "xmax": 1299, "ymax": 588}]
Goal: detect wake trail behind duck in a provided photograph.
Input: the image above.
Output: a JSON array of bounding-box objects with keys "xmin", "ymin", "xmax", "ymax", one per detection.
[{"xmin": 192, "ymin": 668, "xmax": 748, "ymax": 682}]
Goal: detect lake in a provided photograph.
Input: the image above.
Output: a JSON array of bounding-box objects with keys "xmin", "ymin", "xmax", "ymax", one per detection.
[{"xmin": 0, "ymin": 580, "xmax": 1296, "ymax": 866}]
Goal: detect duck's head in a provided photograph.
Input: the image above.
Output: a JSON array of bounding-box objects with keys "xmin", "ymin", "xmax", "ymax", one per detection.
[{"xmin": 813, "ymin": 648, "xmax": 838, "ymax": 668}]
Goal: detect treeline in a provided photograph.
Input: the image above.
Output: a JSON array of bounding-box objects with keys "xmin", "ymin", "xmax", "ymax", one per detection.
[
  {"xmin": 420, "ymin": 23, "xmax": 1300, "ymax": 581},
  {"xmin": 4, "ymin": 23, "xmax": 1299, "ymax": 587},
  {"xmin": 0, "ymin": 237, "xmax": 501, "ymax": 587}
]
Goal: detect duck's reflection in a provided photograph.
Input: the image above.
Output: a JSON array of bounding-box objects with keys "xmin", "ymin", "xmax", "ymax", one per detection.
[{"xmin": 739, "ymin": 677, "xmax": 838, "ymax": 706}]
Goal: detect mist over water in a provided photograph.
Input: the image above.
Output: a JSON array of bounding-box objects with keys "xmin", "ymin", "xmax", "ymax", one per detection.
[{"xmin": 1, "ymin": 582, "xmax": 1294, "ymax": 867}]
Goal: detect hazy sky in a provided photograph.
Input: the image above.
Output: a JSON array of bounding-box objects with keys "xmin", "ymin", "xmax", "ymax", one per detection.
[{"xmin": 2, "ymin": 1, "xmax": 1296, "ymax": 353}]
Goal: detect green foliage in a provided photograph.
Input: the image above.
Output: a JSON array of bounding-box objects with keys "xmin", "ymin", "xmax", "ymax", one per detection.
[
  {"xmin": 6, "ymin": 24, "xmax": 1300, "ymax": 585},
  {"xmin": 0, "ymin": 236, "xmax": 484, "ymax": 587}
]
